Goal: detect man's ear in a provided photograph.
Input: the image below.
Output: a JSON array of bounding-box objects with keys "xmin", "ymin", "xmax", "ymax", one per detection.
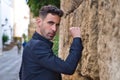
[{"xmin": 36, "ymin": 17, "xmax": 42, "ymax": 26}]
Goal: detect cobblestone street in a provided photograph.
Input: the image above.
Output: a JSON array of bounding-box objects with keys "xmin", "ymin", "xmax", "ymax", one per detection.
[{"xmin": 0, "ymin": 46, "xmax": 22, "ymax": 80}]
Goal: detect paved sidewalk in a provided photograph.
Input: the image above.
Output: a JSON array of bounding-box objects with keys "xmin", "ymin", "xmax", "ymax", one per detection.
[{"xmin": 0, "ymin": 46, "xmax": 23, "ymax": 80}]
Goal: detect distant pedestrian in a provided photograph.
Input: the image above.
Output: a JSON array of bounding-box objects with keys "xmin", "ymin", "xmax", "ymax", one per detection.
[
  {"xmin": 22, "ymin": 40, "xmax": 27, "ymax": 48},
  {"xmin": 17, "ymin": 40, "xmax": 22, "ymax": 54},
  {"xmin": 22, "ymin": 33, "xmax": 27, "ymax": 48}
]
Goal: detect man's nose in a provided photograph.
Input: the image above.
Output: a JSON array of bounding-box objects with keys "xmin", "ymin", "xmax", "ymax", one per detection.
[{"xmin": 52, "ymin": 24, "xmax": 57, "ymax": 31}]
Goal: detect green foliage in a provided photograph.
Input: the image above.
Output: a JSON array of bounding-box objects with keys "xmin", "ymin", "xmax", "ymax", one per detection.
[
  {"xmin": 27, "ymin": 0, "xmax": 60, "ymax": 17},
  {"xmin": 22, "ymin": 34, "xmax": 27, "ymax": 40},
  {"xmin": 2, "ymin": 34, "xmax": 9, "ymax": 45},
  {"xmin": 52, "ymin": 34, "xmax": 59, "ymax": 56},
  {"xmin": 22, "ymin": 33, "xmax": 28, "ymax": 42}
]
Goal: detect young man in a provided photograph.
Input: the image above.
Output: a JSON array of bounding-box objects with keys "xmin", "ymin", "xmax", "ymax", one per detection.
[{"xmin": 19, "ymin": 5, "xmax": 83, "ymax": 80}]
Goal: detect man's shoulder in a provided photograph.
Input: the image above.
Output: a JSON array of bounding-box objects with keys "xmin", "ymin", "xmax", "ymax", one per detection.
[
  {"xmin": 28, "ymin": 39, "xmax": 48, "ymax": 49},
  {"xmin": 28, "ymin": 38, "xmax": 41, "ymax": 45}
]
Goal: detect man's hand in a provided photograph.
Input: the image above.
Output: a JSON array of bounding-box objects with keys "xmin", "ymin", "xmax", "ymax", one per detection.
[{"xmin": 69, "ymin": 27, "xmax": 81, "ymax": 38}]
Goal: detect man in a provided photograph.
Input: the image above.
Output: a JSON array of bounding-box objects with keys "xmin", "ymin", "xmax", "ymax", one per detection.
[
  {"xmin": 19, "ymin": 5, "xmax": 83, "ymax": 80},
  {"xmin": 17, "ymin": 40, "xmax": 22, "ymax": 54}
]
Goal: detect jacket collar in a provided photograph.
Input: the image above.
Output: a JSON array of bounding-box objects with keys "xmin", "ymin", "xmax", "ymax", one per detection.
[{"xmin": 32, "ymin": 32, "xmax": 53, "ymax": 48}]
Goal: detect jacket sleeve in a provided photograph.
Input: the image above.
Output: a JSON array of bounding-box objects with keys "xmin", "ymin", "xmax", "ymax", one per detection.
[{"xmin": 32, "ymin": 37, "xmax": 83, "ymax": 75}]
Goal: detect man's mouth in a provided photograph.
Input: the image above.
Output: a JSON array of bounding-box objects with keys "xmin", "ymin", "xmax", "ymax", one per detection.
[{"xmin": 48, "ymin": 33, "xmax": 55, "ymax": 37}]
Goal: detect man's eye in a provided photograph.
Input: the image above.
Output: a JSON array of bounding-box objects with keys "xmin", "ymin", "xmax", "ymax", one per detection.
[
  {"xmin": 48, "ymin": 21, "xmax": 54, "ymax": 25},
  {"xmin": 56, "ymin": 24, "xmax": 60, "ymax": 27}
]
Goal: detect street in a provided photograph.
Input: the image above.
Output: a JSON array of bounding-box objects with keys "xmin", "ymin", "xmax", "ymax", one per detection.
[{"xmin": 0, "ymin": 46, "xmax": 22, "ymax": 80}]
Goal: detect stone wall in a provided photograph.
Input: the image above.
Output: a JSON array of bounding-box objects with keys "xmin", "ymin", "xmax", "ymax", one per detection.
[
  {"xmin": 28, "ymin": 12, "xmax": 36, "ymax": 38},
  {"xmin": 59, "ymin": 0, "xmax": 120, "ymax": 80}
]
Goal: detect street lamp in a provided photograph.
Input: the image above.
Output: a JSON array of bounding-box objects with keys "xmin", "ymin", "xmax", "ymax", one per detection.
[{"xmin": 1, "ymin": 18, "xmax": 8, "ymax": 27}]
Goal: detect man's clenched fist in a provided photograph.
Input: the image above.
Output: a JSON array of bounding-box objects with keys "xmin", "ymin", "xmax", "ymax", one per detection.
[{"xmin": 69, "ymin": 27, "xmax": 81, "ymax": 38}]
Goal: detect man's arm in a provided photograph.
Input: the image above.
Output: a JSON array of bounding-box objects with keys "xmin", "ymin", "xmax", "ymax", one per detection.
[{"xmin": 33, "ymin": 27, "xmax": 83, "ymax": 74}]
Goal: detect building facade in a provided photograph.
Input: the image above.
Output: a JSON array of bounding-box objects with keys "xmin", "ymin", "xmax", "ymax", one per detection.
[
  {"xmin": 0, "ymin": 0, "xmax": 14, "ymax": 55},
  {"xmin": 0, "ymin": 0, "xmax": 2, "ymax": 55},
  {"xmin": 0, "ymin": 0, "xmax": 29, "ymax": 55}
]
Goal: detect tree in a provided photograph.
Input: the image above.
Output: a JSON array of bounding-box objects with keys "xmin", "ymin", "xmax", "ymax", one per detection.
[
  {"xmin": 2, "ymin": 34, "xmax": 9, "ymax": 45},
  {"xmin": 27, "ymin": 0, "xmax": 60, "ymax": 17}
]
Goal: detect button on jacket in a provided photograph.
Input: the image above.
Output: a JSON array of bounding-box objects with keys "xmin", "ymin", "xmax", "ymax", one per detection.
[{"xmin": 19, "ymin": 32, "xmax": 83, "ymax": 80}]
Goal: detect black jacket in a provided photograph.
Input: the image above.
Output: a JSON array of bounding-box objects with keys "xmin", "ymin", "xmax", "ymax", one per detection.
[{"xmin": 19, "ymin": 32, "xmax": 83, "ymax": 80}]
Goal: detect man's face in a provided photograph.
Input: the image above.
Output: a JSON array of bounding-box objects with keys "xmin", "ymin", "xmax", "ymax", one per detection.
[{"xmin": 38, "ymin": 13, "xmax": 61, "ymax": 40}]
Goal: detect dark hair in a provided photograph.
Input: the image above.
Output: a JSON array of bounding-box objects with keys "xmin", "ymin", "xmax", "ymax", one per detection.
[{"xmin": 39, "ymin": 5, "xmax": 64, "ymax": 19}]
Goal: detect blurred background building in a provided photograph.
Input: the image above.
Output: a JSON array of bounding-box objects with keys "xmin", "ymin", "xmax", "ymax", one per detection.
[{"xmin": 0, "ymin": 0, "xmax": 30, "ymax": 55}]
